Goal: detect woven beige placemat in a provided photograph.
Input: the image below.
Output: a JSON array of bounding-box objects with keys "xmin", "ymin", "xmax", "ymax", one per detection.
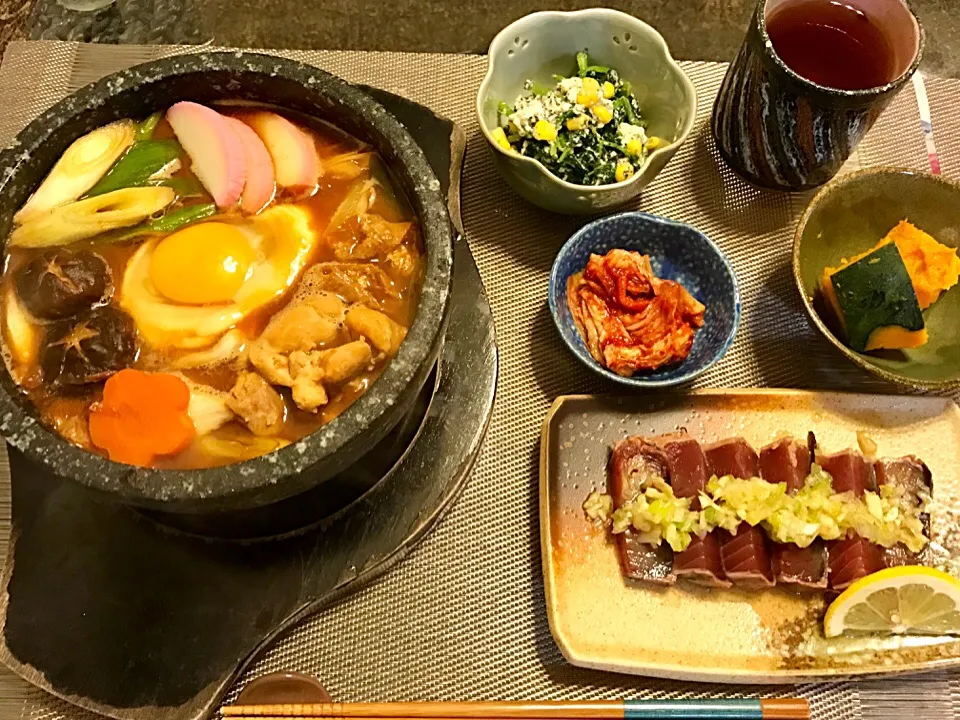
[{"xmin": 0, "ymin": 40, "xmax": 959, "ymax": 720}]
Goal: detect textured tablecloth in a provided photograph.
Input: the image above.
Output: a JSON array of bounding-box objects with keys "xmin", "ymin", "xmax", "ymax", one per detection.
[{"xmin": 0, "ymin": 40, "xmax": 958, "ymax": 720}]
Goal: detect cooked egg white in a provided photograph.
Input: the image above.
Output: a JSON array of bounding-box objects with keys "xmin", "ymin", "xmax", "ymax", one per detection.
[{"xmin": 121, "ymin": 205, "xmax": 318, "ymax": 349}]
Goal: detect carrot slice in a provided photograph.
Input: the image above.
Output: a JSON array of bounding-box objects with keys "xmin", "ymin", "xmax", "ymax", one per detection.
[{"xmin": 89, "ymin": 369, "xmax": 196, "ymax": 467}]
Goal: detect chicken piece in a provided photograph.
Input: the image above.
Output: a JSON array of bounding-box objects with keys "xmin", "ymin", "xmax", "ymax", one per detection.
[
  {"xmin": 287, "ymin": 340, "xmax": 373, "ymax": 412},
  {"xmin": 262, "ymin": 292, "xmax": 346, "ymax": 353},
  {"xmin": 320, "ymin": 340, "xmax": 374, "ymax": 383},
  {"xmin": 227, "ymin": 372, "xmax": 286, "ymax": 436},
  {"xmin": 288, "ymin": 350, "xmax": 328, "ymax": 412},
  {"xmin": 297, "ymin": 262, "xmax": 398, "ymax": 310},
  {"xmin": 345, "ymin": 305, "xmax": 407, "ymax": 356},
  {"xmin": 292, "ymin": 375, "xmax": 328, "ymax": 413},
  {"xmin": 383, "ymin": 244, "xmax": 419, "ymax": 282},
  {"xmin": 251, "ymin": 291, "xmax": 348, "ymax": 386},
  {"xmin": 289, "ymin": 350, "xmax": 317, "ymax": 380},
  {"xmin": 249, "ymin": 339, "xmax": 293, "ymax": 387},
  {"xmin": 330, "ymin": 214, "xmax": 412, "ymax": 261}
]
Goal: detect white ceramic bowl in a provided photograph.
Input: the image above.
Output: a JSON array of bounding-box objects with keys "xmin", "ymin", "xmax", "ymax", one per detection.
[{"xmin": 476, "ymin": 9, "xmax": 698, "ymax": 214}]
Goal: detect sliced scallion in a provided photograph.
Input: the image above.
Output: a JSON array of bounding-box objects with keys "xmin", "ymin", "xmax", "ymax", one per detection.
[
  {"xmin": 14, "ymin": 120, "xmax": 136, "ymax": 224},
  {"xmin": 135, "ymin": 112, "xmax": 163, "ymax": 142},
  {"xmin": 9, "ymin": 186, "xmax": 176, "ymax": 248},
  {"xmin": 141, "ymin": 202, "xmax": 217, "ymax": 233},
  {"xmin": 85, "ymin": 139, "xmax": 182, "ymax": 197}
]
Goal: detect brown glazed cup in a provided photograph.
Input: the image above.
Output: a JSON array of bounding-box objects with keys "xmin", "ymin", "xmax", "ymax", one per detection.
[{"xmin": 712, "ymin": 0, "xmax": 923, "ymax": 191}]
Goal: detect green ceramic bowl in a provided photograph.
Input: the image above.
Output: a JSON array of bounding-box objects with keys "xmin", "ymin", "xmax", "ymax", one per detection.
[
  {"xmin": 476, "ymin": 9, "xmax": 697, "ymax": 215},
  {"xmin": 793, "ymin": 167, "xmax": 960, "ymax": 389}
]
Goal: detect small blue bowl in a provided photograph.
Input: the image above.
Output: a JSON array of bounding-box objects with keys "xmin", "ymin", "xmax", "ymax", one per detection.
[{"xmin": 549, "ymin": 211, "xmax": 741, "ymax": 387}]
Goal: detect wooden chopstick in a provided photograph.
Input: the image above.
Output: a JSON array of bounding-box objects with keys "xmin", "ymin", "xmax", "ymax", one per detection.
[{"xmin": 222, "ymin": 699, "xmax": 810, "ymax": 720}]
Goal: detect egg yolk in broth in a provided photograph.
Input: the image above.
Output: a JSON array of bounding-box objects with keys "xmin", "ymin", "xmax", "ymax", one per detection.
[{"xmin": 150, "ymin": 223, "xmax": 256, "ymax": 304}]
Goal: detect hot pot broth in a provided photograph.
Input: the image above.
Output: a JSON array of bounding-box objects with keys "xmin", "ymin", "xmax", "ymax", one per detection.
[{"xmin": 0, "ymin": 103, "xmax": 424, "ymax": 469}]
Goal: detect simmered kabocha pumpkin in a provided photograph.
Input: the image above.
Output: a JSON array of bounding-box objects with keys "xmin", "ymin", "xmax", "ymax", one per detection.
[
  {"xmin": 884, "ymin": 220, "xmax": 960, "ymax": 309},
  {"xmin": 820, "ymin": 221, "xmax": 960, "ymax": 352}
]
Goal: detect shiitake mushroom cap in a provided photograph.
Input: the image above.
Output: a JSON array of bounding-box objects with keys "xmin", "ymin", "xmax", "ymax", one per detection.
[
  {"xmin": 16, "ymin": 248, "xmax": 112, "ymax": 321},
  {"xmin": 40, "ymin": 306, "xmax": 137, "ymax": 386}
]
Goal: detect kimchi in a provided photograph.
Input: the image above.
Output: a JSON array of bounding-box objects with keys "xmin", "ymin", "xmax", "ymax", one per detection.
[{"xmin": 566, "ymin": 249, "xmax": 705, "ymax": 375}]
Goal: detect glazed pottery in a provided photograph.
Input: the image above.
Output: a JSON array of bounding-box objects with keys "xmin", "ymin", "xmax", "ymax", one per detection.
[
  {"xmin": 549, "ymin": 211, "xmax": 740, "ymax": 387},
  {"xmin": 713, "ymin": 0, "xmax": 923, "ymax": 191},
  {"xmin": 794, "ymin": 168, "xmax": 960, "ymax": 389},
  {"xmin": 477, "ymin": 9, "xmax": 697, "ymax": 214},
  {"xmin": 542, "ymin": 390, "xmax": 960, "ymax": 681}
]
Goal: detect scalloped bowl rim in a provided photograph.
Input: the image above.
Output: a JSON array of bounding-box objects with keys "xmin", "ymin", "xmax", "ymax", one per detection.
[
  {"xmin": 549, "ymin": 210, "xmax": 741, "ymax": 388},
  {"xmin": 475, "ymin": 9, "xmax": 698, "ymax": 192},
  {"xmin": 792, "ymin": 166, "xmax": 960, "ymax": 390}
]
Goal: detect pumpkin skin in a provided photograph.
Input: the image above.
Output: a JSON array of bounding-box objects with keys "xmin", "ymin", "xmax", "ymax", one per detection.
[{"xmin": 826, "ymin": 242, "xmax": 926, "ymax": 353}]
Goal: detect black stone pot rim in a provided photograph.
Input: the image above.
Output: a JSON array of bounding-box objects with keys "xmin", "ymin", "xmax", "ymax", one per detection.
[
  {"xmin": 753, "ymin": 0, "xmax": 925, "ymax": 102},
  {"xmin": 0, "ymin": 51, "xmax": 453, "ymax": 508}
]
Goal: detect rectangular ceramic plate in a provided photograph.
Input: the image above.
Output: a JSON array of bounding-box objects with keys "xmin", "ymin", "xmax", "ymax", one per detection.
[{"xmin": 541, "ymin": 389, "xmax": 960, "ymax": 683}]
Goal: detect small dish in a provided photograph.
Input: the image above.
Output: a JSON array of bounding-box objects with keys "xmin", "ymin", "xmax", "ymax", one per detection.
[
  {"xmin": 541, "ymin": 390, "xmax": 960, "ymax": 681},
  {"xmin": 549, "ymin": 211, "xmax": 740, "ymax": 387},
  {"xmin": 793, "ymin": 167, "xmax": 960, "ymax": 390},
  {"xmin": 476, "ymin": 9, "xmax": 697, "ymax": 214}
]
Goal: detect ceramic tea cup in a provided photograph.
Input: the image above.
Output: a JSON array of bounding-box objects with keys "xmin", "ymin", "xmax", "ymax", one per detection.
[{"xmin": 712, "ymin": 0, "xmax": 923, "ymax": 191}]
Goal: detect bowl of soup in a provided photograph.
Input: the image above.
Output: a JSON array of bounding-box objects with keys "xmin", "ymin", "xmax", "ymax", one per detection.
[{"xmin": 0, "ymin": 52, "xmax": 453, "ymax": 513}]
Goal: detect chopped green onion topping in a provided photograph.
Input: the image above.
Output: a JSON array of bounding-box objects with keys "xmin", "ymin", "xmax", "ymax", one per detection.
[{"xmin": 587, "ymin": 463, "xmax": 930, "ymax": 553}]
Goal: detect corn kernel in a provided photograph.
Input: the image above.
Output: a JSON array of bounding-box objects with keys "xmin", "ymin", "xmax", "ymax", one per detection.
[
  {"xmin": 491, "ymin": 127, "xmax": 512, "ymax": 151},
  {"xmin": 591, "ymin": 103, "xmax": 613, "ymax": 125},
  {"xmin": 602, "ymin": 81, "xmax": 616, "ymax": 99},
  {"xmin": 645, "ymin": 136, "xmax": 662, "ymax": 151},
  {"xmin": 582, "ymin": 77, "xmax": 600, "ymax": 94},
  {"xmin": 533, "ymin": 119, "xmax": 558, "ymax": 142},
  {"xmin": 566, "ymin": 115, "xmax": 588, "ymax": 131},
  {"xmin": 576, "ymin": 89, "xmax": 600, "ymax": 106},
  {"xmin": 615, "ymin": 161, "xmax": 634, "ymax": 183},
  {"xmin": 626, "ymin": 138, "xmax": 644, "ymax": 156}
]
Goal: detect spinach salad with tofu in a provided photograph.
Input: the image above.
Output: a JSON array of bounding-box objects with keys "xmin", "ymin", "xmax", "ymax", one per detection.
[{"xmin": 492, "ymin": 51, "xmax": 660, "ymax": 186}]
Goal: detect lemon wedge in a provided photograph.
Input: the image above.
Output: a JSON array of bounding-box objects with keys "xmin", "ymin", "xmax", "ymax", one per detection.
[{"xmin": 824, "ymin": 566, "xmax": 960, "ymax": 638}]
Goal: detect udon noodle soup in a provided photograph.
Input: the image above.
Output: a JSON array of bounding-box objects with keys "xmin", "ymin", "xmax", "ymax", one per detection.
[{"xmin": 0, "ymin": 102, "xmax": 423, "ymax": 469}]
